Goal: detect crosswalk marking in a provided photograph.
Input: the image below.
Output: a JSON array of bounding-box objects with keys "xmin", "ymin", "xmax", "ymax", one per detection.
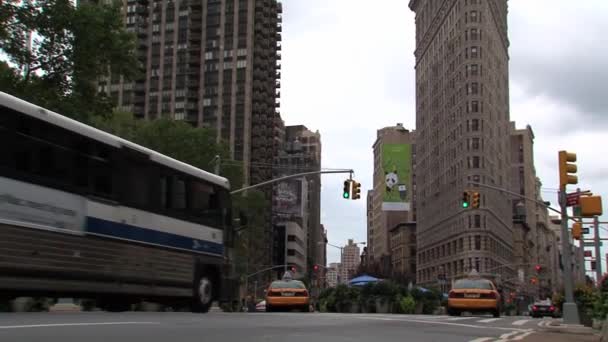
[
  {"xmin": 512, "ymin": 319, "xmax": 530, "ymax": 326},
  {"xmin": 477, "ymin": 318, "xmax": 501, "ymax": 323}
]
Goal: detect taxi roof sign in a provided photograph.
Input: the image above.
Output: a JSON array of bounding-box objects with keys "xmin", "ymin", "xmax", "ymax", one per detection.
[{"xmin": 282, "ymin": 271, "xmax": 293, "ymax": 281}]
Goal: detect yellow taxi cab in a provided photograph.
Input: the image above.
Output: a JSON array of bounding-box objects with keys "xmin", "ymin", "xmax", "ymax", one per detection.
[
  {"xmin": 265, "ymin": 278, "xmax": 310, "ymax": 312},
  {"xmin": 447, "ymin": 277, "xmax": 501, "ymax": 317}
]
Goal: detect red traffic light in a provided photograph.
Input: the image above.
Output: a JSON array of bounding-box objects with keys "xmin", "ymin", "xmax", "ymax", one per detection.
[
  {"xmin": 290, "ymin": 266, "xmax": 296, "ymax": 273},
  {"xmin": 313, "ymin": 265, "xmax": 319, "ymax": 272},
  {"xmin": 535, "ymin": 265, "xmax": 542, "ymax": 272}
]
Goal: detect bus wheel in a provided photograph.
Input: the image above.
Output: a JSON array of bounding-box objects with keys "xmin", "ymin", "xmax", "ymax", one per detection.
[{"xmin": 192, "ymin": 275, "xmax": 213, "ymax": 313}]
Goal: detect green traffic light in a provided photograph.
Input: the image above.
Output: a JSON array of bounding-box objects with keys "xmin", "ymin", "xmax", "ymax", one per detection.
[
  {"xmin": 462, "ymin": 202, "xmax": 469, "ymax": 208},
  {"xmin": 343, "ymin": 192, "xmax": 349, "ymax": 199}
]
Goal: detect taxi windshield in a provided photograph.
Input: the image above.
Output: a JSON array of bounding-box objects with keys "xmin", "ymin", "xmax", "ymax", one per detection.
[
  {"xmin": 453, "ymin": 279, "xmax": 494, "ymax": 290},
  {"xmin": 270, "ymin": 280, "xmax": 306, "ymax": 289}
]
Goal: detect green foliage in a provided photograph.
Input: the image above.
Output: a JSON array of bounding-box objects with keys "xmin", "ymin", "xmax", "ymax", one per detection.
[
  {"xmin": 0, "ymin": 0, "xmax": 139, "ymax": 121},
  {"xmin": 593, "ymin": 275, "xmax": 608, "ymax": 320},
  {"xmin": 574, "ymin": 283, "xmax": 600, "ymax": 320},
  {"xmin": 398, "ymin": 296, "xmax": 416, "ymax": 314}
]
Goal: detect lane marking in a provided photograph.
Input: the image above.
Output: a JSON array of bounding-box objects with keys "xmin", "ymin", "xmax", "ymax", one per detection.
[
  {"xmin": 351, "ymin": 316, "xmax": 531, "ymax": 332},
  {"xmin": 446, "ymin": 317, "xmax": 476, "ymax": 321},
  {"xmin": 512, "ymin": 319, "xmax": 530, "ymax": 326},
  {"xmin": 496, "ymin": 330, "xmax": 521, "ymax": 340},
  {"xmin": 477, "ymin": 318, "xmax": 502, "ymax": 323},
  {"xmin": 512, "ymin": 331, "xmax": 534, "ymax": 340},
  {"xmin": 0, "ymin": 322, "xmax": 160, "ymax": 330},
  {"xmin": 468, "ymin": 338, "xmax": 495, "ymax": 342}
]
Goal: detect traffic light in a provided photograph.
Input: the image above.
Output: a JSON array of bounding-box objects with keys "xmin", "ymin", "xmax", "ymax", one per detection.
[
  {"xmin": 290, "ymin": 266, "xmax": 297, "ymax": 273},
  {"xmin": 471, "ymin": 191, "xmax": 480, "ymax": 208},
  {"xmin": 462, "ymin": 191, "xmax": 470, "ymax": 208},
  {"xmin": 343, "ymin": 180, "xmax": 352, "ymax": 199},
  {"xmin": 572, "ymin": 222, "xmax": 582, "ymax": 240},
  {"xmin": 531, "ymin": 277, "xmax": 538, "ymax": 285},
  {"xmin": 313, "ymin": 264, "xmax": 319, "ymax": 272},
  {"xmin": 558, "ymin": 151, "xmax": 578, "ymax": 189},
  {"xmin": 351, "ymin": 181, "xmax": 361, "ymax": 200},
  {"xmin": 535, "ymin": 265, "xmax": 542, "ymax": 273}
]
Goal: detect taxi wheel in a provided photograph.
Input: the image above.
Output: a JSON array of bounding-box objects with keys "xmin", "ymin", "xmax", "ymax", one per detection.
[
  {"xmin": 300, "ymin": 305, "xmax": 310, "ymax": 313},
  {"xmin": 493, "ymin": 308, "xmax": 501, "ymax": 318}
]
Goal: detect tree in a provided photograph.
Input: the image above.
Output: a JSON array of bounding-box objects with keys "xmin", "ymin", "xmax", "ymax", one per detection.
[{"xmin": 0, "ymin": 0, "xmax": 139, "ymax": 120}]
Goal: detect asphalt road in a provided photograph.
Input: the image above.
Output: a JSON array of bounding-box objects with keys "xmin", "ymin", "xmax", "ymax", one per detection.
[{"xmin": 0, "ymin": 311, "xmax": 558, "ymax": 342}]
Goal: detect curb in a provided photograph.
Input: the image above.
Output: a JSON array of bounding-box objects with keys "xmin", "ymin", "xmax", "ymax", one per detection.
[{"xmin": 537, "ymin": 320, "xmax": 598, "ymax": 336}]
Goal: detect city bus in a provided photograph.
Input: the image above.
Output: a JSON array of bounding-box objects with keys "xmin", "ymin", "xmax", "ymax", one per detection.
[{"xmin": 0, "ymin": 91, "xmax": 238, "ymax": 312}]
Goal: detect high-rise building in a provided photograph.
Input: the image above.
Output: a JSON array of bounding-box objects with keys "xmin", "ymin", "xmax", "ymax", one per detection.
[
  {"xmin": 326, "ymin": 263, "xmax": 340, "ymax": 288},
  {"xmin": 410, "ymin": 0, "xmax": 514, "ymax": 287},
  {"xmin": 101, "ymin": 0, "xmax": 282, "ymax": 188},
  {"xmin": 341, "ymin": 239, "xmax": 361, "ymax": 283},
  {"xmin": 98, "ymin": 0, "xmax": 284, "ymax": 284},
  {"xmin": 275, "ymin": 125, "xmax": 322, "ymax": 274},
  {"xmin": 369, "ymin": 124, "xmax": 415, "ymax": 276}
]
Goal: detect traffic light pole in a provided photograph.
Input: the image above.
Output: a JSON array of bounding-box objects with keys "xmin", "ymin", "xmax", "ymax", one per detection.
[
  {"xmin": 231, "ymin": 169, "xmax": 354, "ymax": 195},
  {"xmin": 559, "ymin": 189, "xmax": 580, "ymax": 325},
  {"xmin": 594, "ymin": 216, "xmax": 602, "ymax": 281}
]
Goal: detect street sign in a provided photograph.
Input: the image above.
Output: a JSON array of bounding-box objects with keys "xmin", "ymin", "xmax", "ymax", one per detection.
[
  {"xmin": 584, "ymin": 242, "xmax": 602, "ymax": 247},
  {"xmin": 566, "ymin": 192, "xmax": 580, "ymax": 207}
]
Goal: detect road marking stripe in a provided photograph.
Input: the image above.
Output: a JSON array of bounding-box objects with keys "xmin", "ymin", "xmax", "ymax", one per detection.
[
  {"xmin": 351, "ymin": 316, "xmax": 531, "ymax": 332},
  {"xmin": 446, "ymin": 317, "xmax": 476, "ymax": 321},
  {"xmin": 512, "ymin": 331, "xmax": 534, "ymax": 340},
  {"xmin": 512, "ymin": 319, "xmax": 530, "ymax": 326},
  {"xmin": 469, "ymin": 338, "xmax": 495, "ymax": 342},
  {"xmin": 478, "ymin": 318, "xmax": 502, "ymax": 323},
  {"xmin": 0, "ymin": 322, "xmax": 160, "ymax": 329}
]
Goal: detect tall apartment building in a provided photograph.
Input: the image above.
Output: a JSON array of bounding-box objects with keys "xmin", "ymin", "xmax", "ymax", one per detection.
[
  {"xmin": 341, "ymin": 239, "xmax": 361, "ymax": 283},
  {"xmin": 369, "ymin": 124, "xmax": 415, "ymax": 276},
  {"xmin": 102, "ymin": 0, "xmax": 282, "ymax": 188},
  {"xmin": 275, "ymin": 125, "xmax": 322, "ymax": 273},
  {"xmin": 409, "ymin": 0, "xmax": 514, "ymax": 286},
  {"xmin": 326, "ymin": 263, "xmax": 340, "ymax": 288},
  {"xmin": 510, "ymin": 123, "xmax": 561, "ymax": 299},
  {"xmin": 99, "ymin": 0, "xmax": 283, "ymax": 278}
]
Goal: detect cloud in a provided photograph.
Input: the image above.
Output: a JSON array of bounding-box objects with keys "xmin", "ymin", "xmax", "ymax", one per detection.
[
  {"xmin": 509, "ymin": 0, "xmax": 608, "ymax": 129},
  {"xmin": 281, "ymin": 0, "xmax": 607, "ymax": 265}
]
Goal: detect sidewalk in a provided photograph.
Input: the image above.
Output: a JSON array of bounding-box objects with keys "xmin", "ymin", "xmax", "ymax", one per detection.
[
  {"xmin": 521, "ymin": 331, "xmax": 600, "ymax": 342},
  {"xmin": 521, "ymin": 321, "xmax": 601, "ymax": 342}
]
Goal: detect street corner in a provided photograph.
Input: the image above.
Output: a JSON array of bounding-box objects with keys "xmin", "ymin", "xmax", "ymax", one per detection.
[{"xmin": 517, "ymin": 331, "xmax": 600, "ymax": 342}]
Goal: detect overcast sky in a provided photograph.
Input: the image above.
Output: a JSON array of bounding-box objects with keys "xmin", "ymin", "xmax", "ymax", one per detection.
[{"xmin": 279, "ymin": 0, "xmax": 608, "ymax": 271}]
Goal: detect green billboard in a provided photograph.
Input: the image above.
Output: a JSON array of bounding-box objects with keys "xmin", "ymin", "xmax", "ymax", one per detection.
[{"xmin": 382, "ymin": 143, "xmax": 412, "ymax": 211}]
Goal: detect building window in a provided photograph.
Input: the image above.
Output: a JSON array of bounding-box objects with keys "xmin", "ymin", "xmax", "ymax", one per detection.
[
  {"xmin": 471, "ymin": 101, "xmax": 479, "ymax": 112},
  {"xmin": 471, "ymin": 119, "xmax": 479, "ymax": 131},
  {"xmin": 472, "ymin": 156, "xmax": 480, "ymax": 168},
  {"xmin": 470, "ymin": 64, "xmax": 479, "ymax": 76},
  {"xmin": 474, "ymin": 215, "xmax": 481, "ymax": 228},
  {"xmin": 470, "ymin": 11, "xmax": 478, "ymax": 22},
  {"xmin": 472, "ymin": 137, "xmax": 480, "ymax": 150},
  {"xmin": 471, "ymin": 46, "xmax": 479, "ymax": 58}
]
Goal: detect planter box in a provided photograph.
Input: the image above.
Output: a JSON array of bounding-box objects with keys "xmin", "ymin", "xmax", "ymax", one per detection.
[{"xmin": 375, "ymin": 299, "xmax": 390, "ymax": 314}]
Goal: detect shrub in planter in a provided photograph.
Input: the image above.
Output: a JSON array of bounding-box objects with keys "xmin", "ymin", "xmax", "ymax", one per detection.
[
  {"xmin": 400, "ymin": 296, "xmax": 416, "ymax": 314},
  {"xmin": 575, "ymin": 284, "xmax": 599, "ymax": 327}
]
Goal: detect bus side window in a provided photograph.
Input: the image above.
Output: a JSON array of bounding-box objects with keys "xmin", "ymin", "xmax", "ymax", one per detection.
[{"xmin": 171, "ymin": 176, "xmax": 186, "ymax": 210}]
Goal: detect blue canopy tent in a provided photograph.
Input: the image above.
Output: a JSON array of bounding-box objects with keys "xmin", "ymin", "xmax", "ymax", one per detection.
[{"xmin": 349, "ymin": 274, "xmax": 380, "ymax": 286}]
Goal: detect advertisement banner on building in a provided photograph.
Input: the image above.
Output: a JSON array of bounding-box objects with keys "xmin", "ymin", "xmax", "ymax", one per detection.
[
  {"xmin": 275, "ymin": 179, "xmax": 304, "ymax": 217},
  {"xmin": 382, "ymin": 143, "xmax": 412, "ymax": 211}
]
